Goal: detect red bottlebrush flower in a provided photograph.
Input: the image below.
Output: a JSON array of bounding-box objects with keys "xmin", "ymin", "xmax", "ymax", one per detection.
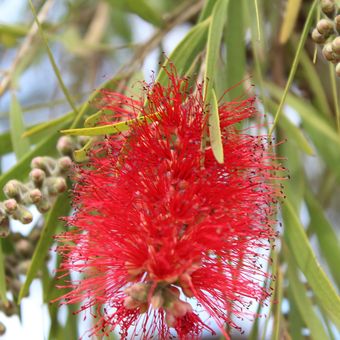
[{"xmin": 56, "ymin": 67, "xmax": 282, "ymax": 339}]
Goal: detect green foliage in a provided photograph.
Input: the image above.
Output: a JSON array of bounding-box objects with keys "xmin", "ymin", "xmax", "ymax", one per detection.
[{"xmin": 0, "ymin": 0, "xmax": 339, "ymax": 338}]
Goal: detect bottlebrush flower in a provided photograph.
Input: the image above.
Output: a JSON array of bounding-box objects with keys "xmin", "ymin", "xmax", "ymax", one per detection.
[{"xmin": 55, "ymin": 67, "xmax": 282, "ymax": 339}]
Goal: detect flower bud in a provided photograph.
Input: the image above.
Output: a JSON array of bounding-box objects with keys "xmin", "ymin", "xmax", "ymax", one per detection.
[
  {"xmin": 57, "ymin": 136, "xmax": 75, "ymax": 156},
  {"xmin": 29, "ymin": 189, "xmax": 42, "ymax": 204},
  {"xmin": 332, "ymin": 37, "xmax": 340, "ymax": 55},
  {"xmin": 316, "ymin": 19, "xmax": 334, "ymax": 36},
  {"xmin": 322, "ymin": 42, "xmax": 337, "ymax": 62},
  {"xmin": 151, "ymin": 292, "xmax": 164, "ymax": 309},
  {"xmin": 30, "ymin": 168, "xmax": 45, "ymax": 187},
  {"xmin": 125, "ymin": 283, "xmax": 148, "ymax": 302},
  {"xmin": 336, "ymin": 62, "xmax": 340, "ymax": 77},
  {"xmin": 57, "ymin": 156, "xmax": 73, "ymax": 173},
  {"xmin": 12, "ymin": 206, "xmax": 33, "ymax": 224},
  {"xmin": 36, "ymin": 199, "xmax": 51, "ymax": 213},
  {"xmin": 16, "ymin": 259, "xmax": 31, "ymax": 275},
  {"xmin": 31, "ymin": 157, "xmax": 56, "ymax": 175},
  {"xmin": 45, "ymin": 177, "xmax": 67, "ymax": 195},
  {"xmin": 16, "ymin": 239, "xmax": 34, "ymax": 257},
  {"xmin": 171, "ymin": 300, "xmax": 192, "ymax": 318},
  {"xmin": 123, "ymin": 296, "xmax": 141, "ymax": 309},
  {"xmin": 3, "ymin": 180, "xmax": 22, "ymax": 200},
  {"xmin": 0, "ymin": 217, "xmax": 10, "ymax": 238},
  {"xmin": 335, "ymin": 15, "xmax": 340, "ymax": 31},
  {"xmin": 0, "ymin": 321, "xmax": 5, "ymax": 335},
  {"xmin": 0, "ymin": 300, "xmax": 17, "ymax": 317},
  {"xmin": 4, "ymin": 199, "xmax": 18, "ymax": 214},
  {"xmin": 321, "ymin": 0, "xmax": 336, "ymax": 16}
]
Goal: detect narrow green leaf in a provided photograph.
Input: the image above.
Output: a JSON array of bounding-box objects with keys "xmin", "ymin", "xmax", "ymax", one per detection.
[
  {"xmin": 285, "ymin": 247, "xmax": 329, "ymax": 340},
  {"xmin": 61, "ymin": 113, "xmax": 160, "ymax": 136},
  {"xmin": 278, "ymin": 110, "xmax": 314, "ymax": 156},
  {"xmin": 266, "ymin": 82, "xmax": 340, "ymax": 180},
  {"xmin": 271, "ymin": 267, "xmax": 283, "ymax": 340},
  {"xmin": 282, "ymin": 199, "xmax": 340, "ymax": 329},
  {"xmin": 198, "ymin": 0, "xmax": 216, "ymax": 22},
  {"xmin": 84, "ymin": 110, "xmax": 104, "ymax": 127},
  {"xmin": 126, "ymin": 0, "xmax": 163, "ymax": 27},
  {"xmin": 23, "ymin": 112, "xmax": 74, "ymax": 138},
  {"xmin": 10, "ymin": 94, "xmax": 30, "ymax": 160},
  {"xmin": 0, "ymin": 132, "xmax": 12, "ymax": 156},
  {"xmin": 287, "ymin": 286, "xmax": 305, "ymax": 340},
  {"xmin": 209, "ymin": 89, "xmax": 224, "ymax": 163},
  {"xmin": 279, "ymin": 0, "xmax": 302, "ymax": 44},
  {"xmin": 0, "ymin": 240, "xmax": 8, "ymax": 305},
  {"xmin": 269, "ymin": 0, "xmax": 317, "ymax": 135},
  {"xmin": 305, "ymin": 190, "xmax": 340, "ymax": 287},
  {"xmin": 28, "ymin": 0, "xmax": 78, "ymax": 115},
  {"xmin": 224, "ymin": 0, "xmax": 246, "ymax": 99},
  {"xmin": 18, "ymin": 192, "xmax": 71, "ymax": 303},
  {"xmin": 156, "ymin": 19, "xmax": 209, "ymax": 84},
  {"xmin": 203, "ymin": 0, "xmax": 229, "ymax": 103}
]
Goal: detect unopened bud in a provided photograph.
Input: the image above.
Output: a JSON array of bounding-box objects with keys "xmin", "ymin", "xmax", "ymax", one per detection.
[
  {"xmin": 0, "ymin": 321, "xmax": 5, "ymax": 335},
  {"xmin": 10, "ymin": 279, "xmax": 22, "ymax": 296},
  {"xmin": 123, "ymin": 296, "xmax": 141, "ymax": 309},
  {"xmin": 46, "ymin": 177, "xmax": 67, "ymax": 195},
  {"xmin": 151, "ymin": 293, "xmax": 164, "ymax": 309},
  {"xmin": 0, "ymin": 217, "xmax": 10, "ymax": 238},
  {"xmin": 12, "ymin": 206, "xmax": 33, "ymax": 224},
  {"xmin": 125, "ymin": 283, "xmax": 148, "ymax": 302},
  {"xmin": 311, "ymin": 28, "xmax": 326, "ymax": 44},
  {"xmin": 57, "ymin": 156, "xmax": 73, "ymax": 173},
  {"xmin": 28, "ymin": 227, "xmax": 42, "ymax": 243},
  {"xmin": 1, "ymin": 300, "xmax": 17, "ymax": 317},
  {"xmin": 16, "ymin": 259, "xmax": 31, "ymax": 275},
  {"xmin": 57, "ymin": 136, "xmax": 75, "ymax": 156},
  {"xmin": 16, "ymin": 239, "xmax": 33, "ymax": 257},
  {"xmin": 335, "ymin": 15, "xmax": 340, "ymax": 31},
  {"xmin": 336, "ymin": 62, "xmax": 340, "ymax": 77},
  {"xmin": 332, "ymin": 37, "xmax": 340, "ymax": 55},
  {"xmin": 29, "ymin": 189, "xmax": 42, "ymax": 204},
  {"xmin": 30, "ymin": 168, "xmax": 45, "ymax": 186},
  {"xmin": 171, "ymin": 300, "xmax": 192, "ymax": 318},
  {"xmin": 31, "ymin": 157, "xmax": 56, "ymax": 175},
  {"xmin": 4, "ymin": 199, "xmax": 18, "ymax": 214},
  {"xmin": 316, "ymin": 19, "xmax": 334, "ymax": 35},
  {"xmin": 321, "ymin": 0, "xmax": 336, "ymax": 16},
  {"xmin": 323, "ymin": 43, "xmax": 337, "ymax": 62},
  {"xmin": 3, "ymin": 180, "xmax": 21, "ymax": 199},
  {"xmin": 36, "ymin": 199, "xmax": 51, "ymax": 213}
]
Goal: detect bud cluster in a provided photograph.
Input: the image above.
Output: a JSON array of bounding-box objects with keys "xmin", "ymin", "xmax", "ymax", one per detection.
[
  {"xmin": 0, "ymin": 227, "xmax": 45, "ymax": 329},
  {"xmin": 311, "ymin": 0, "xmax": 340, "ymax": 76},
  {"xmin": 123, "ymin": 281, "xmax": 193, "ymax": 328},
  {"xmin": 0, "ymin": 136, "xmax": 87, "ymax": 237}
]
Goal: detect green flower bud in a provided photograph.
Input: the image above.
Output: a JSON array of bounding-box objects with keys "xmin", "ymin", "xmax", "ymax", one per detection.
[{"xmin": 335, "ymin": 15, "xmax": 340, "ymax": 31}]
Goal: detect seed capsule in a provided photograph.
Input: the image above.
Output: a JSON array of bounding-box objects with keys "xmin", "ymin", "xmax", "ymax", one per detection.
[{"xmin": 316, "ymin": 19, "xmax": 334, "ymax": 36}]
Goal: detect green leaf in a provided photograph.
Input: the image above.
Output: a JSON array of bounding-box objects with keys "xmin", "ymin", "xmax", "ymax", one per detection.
[
  {"xmin": 266, "ymin": 82, "xmax": 340, "ymax": 180},
  {"xmin": 285, "ymin": 247, "xmax": 329, "ymax": 340},
  {"xmin": 269, "ymin": 0, "xmax": 317, "ymax": 135},
  {"xmin": 156, "ymin": 19, "xmax": 210, "ymax": 84},
  {"xmin": 28, "ymin": 0, "xmax": 78, "ymax": 115},
  {"xmin": 10, "ymin": 94, "xmax": 30, "ymax": 160},
  {"xmin": 22, "ymin": 112, "xmax": 74, "ymax": 138},
  {"xmin": 198, "ymin": 0, "xmax": 216, "ymax": 22},
  {"xmin": 282, "ymin": 199, "xmax": 340, "ymax": 329},
  {"xmin": 0, "ymin": 132, "xmax": 12, "ymax": 156},
  {"xmin": 125, "ymin": 0, "xmax": 163, "ymax": 27},
  {"xmin": 305, "ymin": 190, "xmax": 340, "ymax": 287},
  {"xmin": 279, "ymin": 0, "xmax": 302, "ymax": 44},
  {"xmin": 224, "ymin": 0, "xmax": 246, "ymax": 99},
  {"xmin": 73, "ymin": 138, "xmax": 93, "ymax": 162},
  {"xmin": 203, "ymin": 0, "xmax": 229, "ymax": 103},
  {"xmin": 0, "ymin": 240, "xmax": 8, "ymax": 305},
  {"xmin": 18, "ymin": 192, "xmax": 71, "ymax": 303},
  {"xmin": 209, "ymin": 89, "xmax": 224, "ymax": 163},
  {"xmin": 271, "ymin": 267, "xmax": 283, "ymax": 340},
  {"xmin": 278, "ymin": 113, "xmax": 314, "ymax": 156}
]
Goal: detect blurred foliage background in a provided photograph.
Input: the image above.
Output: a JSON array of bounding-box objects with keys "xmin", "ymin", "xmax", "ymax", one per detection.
[{"xmin": 0, "ymin": 0, "xmax": 340, "ymax": 339}]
